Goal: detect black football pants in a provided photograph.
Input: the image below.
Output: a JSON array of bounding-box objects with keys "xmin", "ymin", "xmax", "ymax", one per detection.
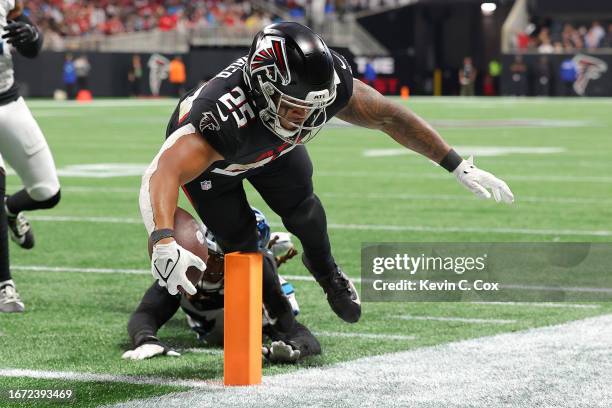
[{"xmin": 183, "ymin": 145, "xmax": 335, "ymax": 280}]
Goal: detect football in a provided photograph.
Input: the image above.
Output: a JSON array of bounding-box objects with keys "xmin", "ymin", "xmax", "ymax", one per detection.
[{"xmin": 148, "ymin": 207, "xmax": 209, "ymax": 292}]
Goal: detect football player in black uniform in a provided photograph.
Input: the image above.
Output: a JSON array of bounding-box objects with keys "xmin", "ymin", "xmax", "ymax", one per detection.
[
  {"xmin": 1, "ymin": 1, "xmax": 61, "ymax": 313},
  {"xmin": 139, "ymin": 22, "xmax": 514, "ymax": 325},
  {"xmin": 124, "ymin": 210, "xmax": 320, "ymax": 363}
]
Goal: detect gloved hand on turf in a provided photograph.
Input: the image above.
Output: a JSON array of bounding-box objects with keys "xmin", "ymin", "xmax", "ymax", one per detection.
[
  {"xmin": 122, "ymin": 338, "xmax": 180, "ymax": 360},
  {"xmin": 1, "ymin": 20, "xmax": 39, "ymax": 46},
  {"xmin": 262, "ymin": 341, "xmax": 301, "ymax": 363},
  {"xmin": 151, "ymin": 241, "xmax": 205, "ymax": 296},
  {"xmin": 453, "ymin": 156, "xmax": 514, "ymax": 203}
]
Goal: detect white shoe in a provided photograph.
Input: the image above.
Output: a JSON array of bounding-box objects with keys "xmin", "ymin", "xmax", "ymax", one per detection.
[{"xmin": 0, "ymin": 284, "xmax": 25, "ymax": 313}]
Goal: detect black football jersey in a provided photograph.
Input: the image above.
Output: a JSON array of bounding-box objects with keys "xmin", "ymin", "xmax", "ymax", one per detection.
[{"xmin": 166, "ymin": 50, "xmax": 354, "ymax": 177}]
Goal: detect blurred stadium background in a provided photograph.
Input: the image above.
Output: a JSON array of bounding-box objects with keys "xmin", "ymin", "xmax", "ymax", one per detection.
[
  {"xmin": 13, "ymin": 0, "xmax": 612, "ymax": 98},
  {"xmin": 2, "ymin": 0, "xmax": 612, "ymax": 407}
]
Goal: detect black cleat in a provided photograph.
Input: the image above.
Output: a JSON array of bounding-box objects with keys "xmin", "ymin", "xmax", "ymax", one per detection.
[
  {"xmin": 5, "ymin": 203, "xmax": 35, "ymax": 249},
  {"xmin": 303, "ymin": 255, "xmax": 361, "ymax": 323}
]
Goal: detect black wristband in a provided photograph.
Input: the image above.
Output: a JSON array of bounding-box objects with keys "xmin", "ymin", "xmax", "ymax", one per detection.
[
  {"xmin": 134, "ymin": 333, "xmax": 160, "ymax": 348},
  {"xmin": 150, "ymin": 229, "xmax": 174, "ymax": 245},
  {"xmin": 439, "ymin": 149, "xmax": 463, "ymax": 172}
]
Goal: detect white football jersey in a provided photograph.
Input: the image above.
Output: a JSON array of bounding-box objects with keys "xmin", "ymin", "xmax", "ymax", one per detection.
[{"xmin": 0, "ymin": 0, "xmax": 16, "ymax": 93}]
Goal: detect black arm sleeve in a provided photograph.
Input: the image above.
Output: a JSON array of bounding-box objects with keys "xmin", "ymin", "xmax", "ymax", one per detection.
[
  {"xmin": 127, "ymin": 283, "xmax": 181, "ymax": 347},
  {"xmin": 12, "ymin": 14, "xmax": 43, "ymax": 58}
]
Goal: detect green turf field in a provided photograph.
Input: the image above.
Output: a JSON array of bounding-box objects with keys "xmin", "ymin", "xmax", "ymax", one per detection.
[{"xmin": 1, "ymin": 97, "xmax": 611, "ymax": 407}]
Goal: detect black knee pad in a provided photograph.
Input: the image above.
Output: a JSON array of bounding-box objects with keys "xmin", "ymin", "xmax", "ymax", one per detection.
[{"xmin": 38, "ymin": 189, "xmax": 61, "ymax": 209}]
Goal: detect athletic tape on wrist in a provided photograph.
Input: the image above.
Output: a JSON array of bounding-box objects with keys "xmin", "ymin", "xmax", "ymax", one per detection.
[
  {"xmin": 150, "ymin": 229, "xmax": 174, "ymax": 245},
  {"xmin": 439, "ymin": 149, "xmax": 463, "ymax": 172}
]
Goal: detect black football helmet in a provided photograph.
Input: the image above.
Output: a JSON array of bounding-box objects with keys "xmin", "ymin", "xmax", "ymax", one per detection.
[{"xmin": 244, "ymin": 22, "xmax": 338, "ymax": 144}]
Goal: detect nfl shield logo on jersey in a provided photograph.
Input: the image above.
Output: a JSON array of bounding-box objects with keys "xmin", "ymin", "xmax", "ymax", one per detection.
[{"xmin": 200, "ymin": 180, "xmax": 212, "ymax": 190}]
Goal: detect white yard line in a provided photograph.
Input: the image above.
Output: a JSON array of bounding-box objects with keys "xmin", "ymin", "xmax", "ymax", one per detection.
[
  {"xmin": 396, "ymin": 315, "xmax": 517, "ymax": 324},
  {"xmin": 12, "ymin": 267, "xmax": 612, "ymax": 299},
  {"xmin": 316, "ymin": 170, "xmax": 612, "ymax": 183},
  {"xmin": 28, "ymin": 100, "xmax": 177, "ymax": 108},
  {"xmin": 0, "ymin": 368, "xmax": 220, "ymax": 389},
  {"xmin": 107, "ymin": 314, "xmax": 612, "ymax": 408},
  {"xmin": 319, "ymin": 191, "xmax": 612, "ymax": 205},
  {"xmin": 27, "ymin": 215, "xmax": 612, "ymax": 236},
  {"xmin": 12, "ymin": 265, "xmax": 148, "ymax": 275},
  {"xmin": 11, "ymin": 185, "xmax": 607, "ymax": 206}
]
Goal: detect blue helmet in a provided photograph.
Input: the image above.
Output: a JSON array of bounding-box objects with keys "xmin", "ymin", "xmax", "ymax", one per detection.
[{"xmin": 252, "ymin": 207, "xmax": 271, "ymax": 249}]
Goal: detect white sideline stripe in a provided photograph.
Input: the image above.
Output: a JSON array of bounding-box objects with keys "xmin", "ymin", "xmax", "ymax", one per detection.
[
  {"xmin": 319, "ymin": 191, "xmax": 612, "ymax": 205},
  {"xmin": 470, "ymin": 301, "xmax": 601, "ymax": 309},
  {"xmin": 184, "ymin": 348, "xmax": 223, "ymax": 355},
  {"xmin": 316, "ymin": 170, "xmax": 612, "ymax": 183},
  {"xmin": 12, "ymin": 265, "xmax": 148, "ymax": 275},
  {"xmin": 109, "ymin": 314, "xmax": 612, "ymax": 408},
  {"xmin": 11, "ymin": 185, "xmax": 607, "ymax": 206},
  {"xmin": 364, "ymin": 146, "xmax": 566, "ymax": 158},
  {"xmin": 397, "ymin": 315, "xmax": 517, "ymax": 324},
  {"xmin": 0, "ymin": 369, "xmax": 219, "ymax": 389},
  {"xmin": 314, "ymin": 331, "xmax": 416, "ymax": 341},
  {"xmin": 30, "ymin": 215, "xmax": 142, "ymax": 224},
  {"xmin": 28, "ymin": 100, "xmax": 177, "ymax": 108},
  {"xmin": 26, "ymin": 215, "xmax": 612, "ymax": 236}
]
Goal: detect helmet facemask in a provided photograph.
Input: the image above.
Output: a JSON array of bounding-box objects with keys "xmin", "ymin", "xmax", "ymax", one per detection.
[{"xmin": 258, "ymin": 78, "xmax": 337, "ymax": 144}]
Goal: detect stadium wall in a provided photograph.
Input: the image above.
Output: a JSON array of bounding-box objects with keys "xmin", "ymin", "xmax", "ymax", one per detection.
[
  {"xmin": 501, "ymin": 53, "xmax": 612, "ymax": 97},
  {"xmin": 14, "ymin": 48, "xmax": 355, "ymax": 98}
]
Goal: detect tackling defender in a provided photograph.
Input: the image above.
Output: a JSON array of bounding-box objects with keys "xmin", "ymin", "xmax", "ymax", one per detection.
[
  {"xmin": 124, "ymin": 210, "xmax": 321, "ymax": 363},
  {"xmin": 0, "ymin": 1, "xmax": 61, "ymax": 313},
  {"xmin": 140, "ymin": 22, "xmax": 513, "ymax": 324}
]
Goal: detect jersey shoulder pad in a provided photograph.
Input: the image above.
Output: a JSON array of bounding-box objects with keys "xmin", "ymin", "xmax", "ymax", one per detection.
[{"xmin": 326, "ymin": 50, "xmax": 354, "ymax": 119}]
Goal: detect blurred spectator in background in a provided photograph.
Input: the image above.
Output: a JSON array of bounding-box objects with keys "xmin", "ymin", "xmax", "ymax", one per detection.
[
  {"xmin": 458, "ymin": 56, "xmax": 476, "ymax": 96},
  {"xmin": 363, "ymin": 59, "xmax": 377, "ymax": 85},
  {"xmin": 509, "ymin": 54, "xmax": 528, "ymax": 96},
  {"xmin": 585, "ymin": 21, "xmax": 605, "ymax": 49},
  {"xmin": 74, "ymin": 55, "xmax": 91, "ymax": 92},
  {"xmin": 603, "ymin": 23, "xmax": 612, "ymax": 47},
  {"xmin": 535, "ymin": 56, "xmax": 551, "ymax": 96},
  {"xmin": 128, "ymin": 55, "xmax": 143, "ymax": 97},
  {"xmin": 63, "ymin": 54, "xmax": 77, "ymax": 99},
  {"xmin": 559, "ymin": 57, "xmax": 577, "ymax": 96},
  {"xmin": 488, "ymin": 59, "xmax": 502, "ymax": 95},
  {"xmin": 169, "ymin": 55, "xmax": 187, "ymax": 97},
  {"xmin": 537, "ymin": 27, "xmax": 554, "ymax": 53}
]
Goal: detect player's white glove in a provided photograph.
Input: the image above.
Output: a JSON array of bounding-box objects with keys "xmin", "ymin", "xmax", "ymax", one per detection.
[
  {"xmin": 453, "ymin": 156, "xmax": 514, "ymax": 203},
  {"xmin": 268, "ymin": 232, "xmax": 294, "ymax": 257},
  {"xmin": 262, "ymin": 341, "xmax": 301, "ymax": 363},
  {"xmin": 151, "ymin": 241, "xmax": 205, "ymax": 295},
  {"xmin": 122, "ymin": 342, "xmax": 180, "ymax": 360}
]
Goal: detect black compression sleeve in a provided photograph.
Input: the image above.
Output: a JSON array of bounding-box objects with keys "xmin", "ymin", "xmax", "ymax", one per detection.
[
  {"xmin": 127, "ymin": 283, "xmax": 181, "ymax": 347},
  {"xmin": 12, "ymin": 14, "xmax": 43, "ymax": 58}
]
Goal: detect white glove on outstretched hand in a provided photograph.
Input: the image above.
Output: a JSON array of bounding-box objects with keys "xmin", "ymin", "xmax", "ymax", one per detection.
[
  {"xmin": 453, "ymin": 156, "xmax": 514, "ymax": 203},
  {"xmin": 122, "ymin": 343, "xmax": 180, "ymax": 360},
  {"xmin": 151, "ymin": 241, "xmax": 205, "ymax": 295}
]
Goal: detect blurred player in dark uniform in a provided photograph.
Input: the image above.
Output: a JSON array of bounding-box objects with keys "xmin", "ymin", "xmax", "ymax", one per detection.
[
  {"xmin": 124, "ymin": 209, "xmax": 320, "ymax": 363},
  {"xmin": 140, "ymin": 22, "xmax": 513, "ymax": 327},
  {"xmin": 0, "ymin": 1, "xmax": 61, "ymax": 313}
]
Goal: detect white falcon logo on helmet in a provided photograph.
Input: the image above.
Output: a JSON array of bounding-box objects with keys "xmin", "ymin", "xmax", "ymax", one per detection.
[{"xmin": 249, "ymin": 36, "xmax": 291, "ymax": 86}]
